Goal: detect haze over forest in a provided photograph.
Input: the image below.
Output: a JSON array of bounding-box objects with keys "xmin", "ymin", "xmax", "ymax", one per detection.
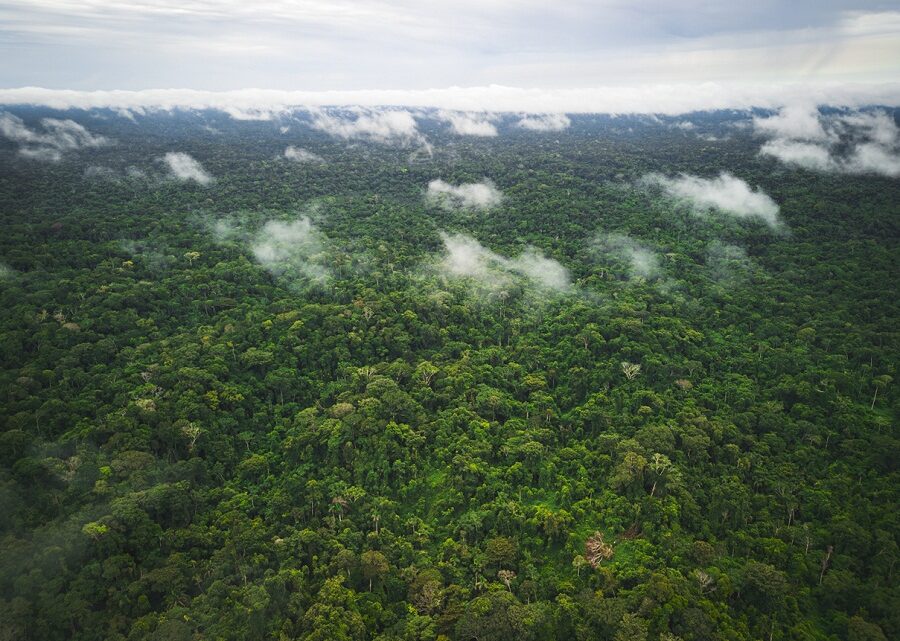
[{"xmin": 0, "ymin": 2, "xmax": 898, "ymax": 641}]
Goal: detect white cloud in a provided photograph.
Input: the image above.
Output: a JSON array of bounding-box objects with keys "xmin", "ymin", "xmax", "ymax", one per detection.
[
  {"xmin": 838, "ymin": 110, "xmax": 900, "ymax": 146},
  {"xmin": 592, "ymin": 233, "xmax": 661, "ymax": 280},
  {"xmin": 705, "ymin": 241, "xmax": 752, "ymax": 285},
  {"xmin": 844, "ymin": 143, "xmax": 900, "ymax": 177},
  {"xmin": 162, "ymin": 152, "xmax": 213, "ymax": 184},
  {"xmin": 439, "ymin": 110, "xmax": 498, "ymax": 136},
  {"xmin": 508, "ymin": 248, "xmax": 572, "ymax": 291},
  {"xmin": 284, "ymin": 146, "xmax": 323, "ymax": 163},
  {"xmin": 755, "ymin": 106, "xmax": 900, "ymax": 177},
  {"xmin": 438, "ymin": 232, "xmax": 570, "ymax": 293},
  {"xmin": 753, "ymin": 105, "xmax": 832, "ymax": 141},
  {"xmin": 0, "ymin": 111, "xmax": 108, "ymax": 160},
  {"xmin": 2, "ymin": 84, "xmax": 899, "ymax": 116},
  {"xmin": 250, "ymin": 218, "xmax": 330, "ymax": 284},
  {"xmin": 516, "ymin": 113, "xmax": 571, "ymax": 131},
  {"xmin": 426, "ymin": 179, "xmax": 503, "ymax": 211},
  {"xmin": 759, "ymin": 139, "xmax": 836, "ymax": 171},
  {"xmin": 646, "ymin": 172, "xmax": 781, "ymax": 228},
  {"xmin": 310, "ymin": 108, "xmax": 423, "ymax": 144}
]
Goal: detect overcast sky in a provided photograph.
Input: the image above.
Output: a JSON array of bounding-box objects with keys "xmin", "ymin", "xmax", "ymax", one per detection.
[{"xmin": 1, "ymin": 1, "xmax": 898, "ymax": 92}]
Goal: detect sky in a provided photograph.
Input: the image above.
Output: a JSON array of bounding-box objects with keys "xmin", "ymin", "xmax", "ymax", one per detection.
[{"xmin": 0, "ymin": 1, "xmax": 899, "ymax": 110}]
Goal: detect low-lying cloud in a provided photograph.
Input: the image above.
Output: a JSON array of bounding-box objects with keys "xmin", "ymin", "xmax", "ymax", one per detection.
[
  {"xmin": 284, "ymin": 146, "xmax": 324, "ymax": 163},
  {"xmin": 516, "ymin": 113, "xmax": 571, "ymax": 132},
  {"xmin": 438, "ymin": 232, "xmax": 570, "ymax": 293},
  {"xmin": 0, "ymin": 112, "xmax": 108, "ymax": 160},
  {"xmin": 3, "ymin": 84, "xmax": 900, "ymax": 116},
  {"xmin": 426, "ymin": 179, "xmax": 503, "ymax": 211},
  {"xmin": 162, "ymin": 152, "xmax": 213, "ymax": 184},
  {"xmin": 439, "ymin": 110, "xmax": 498, "ymax": 136},
  {"xmin": 645, "ymin": 172, "xmax": 781, "ymax": 228},
  {"xmin": 310, "ymin": 108, "xmax": 424, "ymax": 145},
  {"xmin": 250, "ymin": 218, "xmax": 330, "ymax": 285},
  {"xmin": 592, "ymin": 233, "xmax": 661, "ymax": 281},
  {"xmin": 755, "ymin": 106, "xmax": 900, "ymax": 178}
]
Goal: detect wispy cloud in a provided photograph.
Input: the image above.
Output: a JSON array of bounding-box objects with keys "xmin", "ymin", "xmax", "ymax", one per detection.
[
  {"xmin": 284, "ymin": 146, "xmax": 324, "ymax": 163},
  {"xmin": 437, "ymin": 232, "xmax": 570, "ymax": 294},
  {"xmin": 309, "ymin": 108, "xmax": 424, "ymax": 145},
  {"xmin": 755, "ymin": 106, "xmax": 900, "ymax": 177},
  {"xmin": 516, "ymin": 113, "xmax": 571, "ymax": 131},
  {"xmin": 438, "ymin": 110, "xmax": 498, "ymax": 136},
  {"xmin": 250, "ymin": 218, "xmax": 330, "ymax": 285},
  {"xmin": 645, "ymin": 172, "xmax": 781, "ymax": 228},
  {"xmin": 0, "ymin": 111, "xmax": 108, "ymax": 160},
  {"xmin": 592, "ymin": 233, "xmax": 661, "ymax": 281},
  {"xmin": 426, "ymin": 179, "xmax": 503, "ymax": 211},
  {"xmin": 162, "ymin": 152, "xmax": 213, "ymax": 184}
]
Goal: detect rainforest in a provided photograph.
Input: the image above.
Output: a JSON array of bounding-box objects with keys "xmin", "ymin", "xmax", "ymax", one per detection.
[{"xmin": 0, "ymin": 106, "xmax": 897, "ymax": 641}]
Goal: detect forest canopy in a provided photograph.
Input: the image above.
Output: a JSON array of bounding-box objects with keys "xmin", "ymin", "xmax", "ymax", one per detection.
[{"xmin": 0, "ymin": 105, "xmax": 897, "ymax": 641}]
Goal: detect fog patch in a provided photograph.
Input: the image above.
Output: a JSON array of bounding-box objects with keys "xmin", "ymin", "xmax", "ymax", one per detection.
[
  {"xmin": 644, "ymin": 172, "xmax": 781, "ymax": 228},
  {"xmin": 755, "ymin": 106, "xmax": 900, "ymax": 177},
  {"xmin": 284, "ymin": 146, "xmax": 324, "ymax": 163},
  {"xmin": 705, "ymin": 241, "xmax": 752, "ymax": 286},
  {"xmin": 438, "ymin": 110, "xmax": 498, "ymax": 136},
  {"xmin": 426, "ymin": 179, "xmax": 503, "ymax": 211},
  {"xmin": 0, "ymin": 112, "xmax": 109, "ymax": 161},
  {"xmin": 250, "ymin": 218, "xmax": 331, "ymax": 286},
  {"xmin": 517, "ymin": 113, "xmax": 571, "ymax": 132},
  {"xmin": 437, "ymin": 232, "xmax": 571, "ymax": 294},
  {"xmin": 592, "ymin": 233, "xmax": 661, "ymax": 281},
  {"xmin": 310, "ymin": 108, "xmax": 424, "ymax": 146},
  {"xmin": 162, "ymin": 152, "xmax": 213, "ymax": 185}
]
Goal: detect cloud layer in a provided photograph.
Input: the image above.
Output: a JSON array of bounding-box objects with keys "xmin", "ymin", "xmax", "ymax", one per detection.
[
  {"xmin": 2, "ymin": 84, "xmax": 900, "ymax": 116},
  {"xmin": 426, "ymin": 179, "xmax": 503, "ymax": 211},
  {"xmin": 162, "ymin": 152, "xmax": 213, "ymax": 184},
  {"xmin": 646, "ymin": 172, "xmax": 781, "ymax": 228},
  {"xmin": 0, "ymin": 111, "xmax": 108, "ymax": 160},
  {"xmin": 755, "ymin": 106, "xmax": 900, "ymax": 177}
]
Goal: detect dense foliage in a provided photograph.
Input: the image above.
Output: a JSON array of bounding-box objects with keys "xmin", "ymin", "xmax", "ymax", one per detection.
[{"xmin": 0, "ymin": 108, "xmax": 897, "ymax": 641}]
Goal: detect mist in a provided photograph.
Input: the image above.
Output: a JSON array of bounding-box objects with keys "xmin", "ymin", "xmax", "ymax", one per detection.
[
  {"xmin": 516, "ymin": 113, "xmax": 571, "ymax": 132},
  {"xmin": 426, "ymin": 180, "xmax": 504, "ymax": 211},
  {"xmin": 310, "ymin": 108, "xmax": 423, "ymax": 145},
  {"xmin": 438, "ymin": 232, "xmax": 571, "ymax": 294},
  {"xmin": 0, "ymin": 111, "xmax": 108, "ymax": 160},
  {"xmin": 645, "ymin": 172, "xmax": 781, "ymax": 228},
  {"xmin": 162, "ymin": 152, "xmax": 213, "ymax": 184},
  {"xmin": 592, "ymin": 233, "xmax": 661, "ymax": 281},
  {"xmin": 755, "ymin": 106, "xmax": 900, "ymax": 177},
  {"xmin": 250, "ymin": 218, "xmax": 330, "ymax": 285},
  {"xmin": 284, "ymin": 146, "xmax": 324, "ymax": 163},
  {"xmin": 439, "ymin": 111, "xmax": 498, "ymax": 136}
]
